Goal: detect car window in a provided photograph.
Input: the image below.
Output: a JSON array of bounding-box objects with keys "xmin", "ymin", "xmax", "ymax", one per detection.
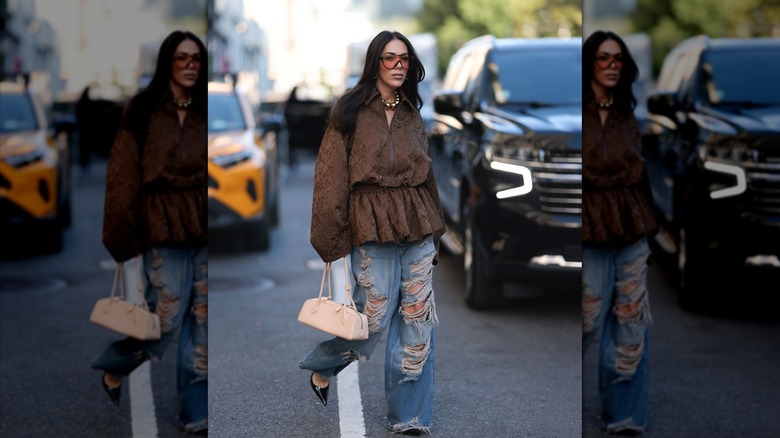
[
  {"xmin": 442, "ymin": 50, "xmax": 465, "ymax": 89},
  {"xmin": 703, "ymin": 47, "xmax": 780, "ymax": 106},
  {"xmin": 462, "ymin": 48, "xmax": 488, "ymax": 110},
  {"xmin": 656, "ymin": 50, "xmax": 688, "ymax": 92},
  {"xmin": 0, "ymin": 93, "xmax": 39, "ymax": 133},
  {"xmin": 445, "ymin": 51, "xmax": 477, "ymax": 92},
  {"xmin": 487, "ymin": 47, "xmax": 582, "ymax": 106},
  {"xmin": 208, "ymin": 93, "xmax": 248, "ymax": 132}
]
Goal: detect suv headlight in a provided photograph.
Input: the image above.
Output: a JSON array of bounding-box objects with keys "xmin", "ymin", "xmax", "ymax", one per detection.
[
  {"xmin": 485, "ymin": 140, "xmax": 533, "ymax": 199},
  {"xmin": 697, "ymin": 142, "xmax": 747, "ymax": 199}
]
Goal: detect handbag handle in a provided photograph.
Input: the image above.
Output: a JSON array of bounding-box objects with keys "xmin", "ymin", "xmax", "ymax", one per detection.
[
  {"xmin": 110, "ymin": 261, "xmax": 126, "ymax": 300},
  {"xmin": 315, "ymin": 258, "xmax": 358, "ymax": 308},
  {"xmin": 133, "ymin": 257, "xmax": 150, "ymax": 311},
  {"xmin": 342, "ymin": 258, "xmax": 357, "ymax": 308},
  {"xmin": 317, "ymin": 262, "xmax": 332, "ymax": 300},
  {"xmin": 108, "ymin": 257, "xmax": 150, "ymax": 311}
]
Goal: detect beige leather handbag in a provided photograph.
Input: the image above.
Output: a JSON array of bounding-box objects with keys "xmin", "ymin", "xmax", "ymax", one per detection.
[
  {"xmin": 298, "ymin": 259, "xmax": 368, "ymax": 340},
  {"xmin": 90, "ymin": 257, "xmax": 161, "ymax": 340}
]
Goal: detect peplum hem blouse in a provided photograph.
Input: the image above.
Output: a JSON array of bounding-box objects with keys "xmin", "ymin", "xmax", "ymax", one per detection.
[
  {"xmin": 310, "ymin": 89, "xmax": 445, "ymax": 262},
  {"xmin": 582, "ymin": 96, "xmax": 657, "ymax": 246}
]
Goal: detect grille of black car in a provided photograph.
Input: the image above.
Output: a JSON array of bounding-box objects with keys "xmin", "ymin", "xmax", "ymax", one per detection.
[
  {"xmin": 744, "ymin": 160, "xmax": 780, "ymax": 223},
  {"xmin": 527, "ymin": 151, "xmax": 582, "ymax": 215}
]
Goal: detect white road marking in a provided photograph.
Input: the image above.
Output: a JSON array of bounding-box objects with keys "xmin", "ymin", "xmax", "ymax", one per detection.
[
  {"xmin": 125, "ymin": 260, "xmax": 159, "ymax": 438},
  {"xmin": 129, "ymin": 362, "xmax": 158, "ymax": 438},
  {"xmin": 333, "ymin": 257, "xmax": 366, "ymax": 437}
]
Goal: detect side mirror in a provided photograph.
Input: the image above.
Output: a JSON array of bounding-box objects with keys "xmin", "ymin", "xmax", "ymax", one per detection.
[
  {"xmin": 646, "ymin": 91, "xmax": 678, "ymax": 119},
  {"xmin": 433, "ymin": 90, "xmax": 464, "ymax": 118}
]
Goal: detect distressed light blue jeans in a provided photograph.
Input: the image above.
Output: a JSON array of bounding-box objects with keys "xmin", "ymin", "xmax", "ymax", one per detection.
[
  {"xmin": 92, "ymin": 245, "xmax": 208, "ymax": 430},
  {"xmin": 300, "ymin": 236, "xmax": 439, "ymax": 433},
  {"xmin": 583, "ymin": 236, "xmax": 652, "ymax": 434}
]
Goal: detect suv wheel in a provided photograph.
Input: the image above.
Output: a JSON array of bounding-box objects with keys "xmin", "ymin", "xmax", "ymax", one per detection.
[
  {"xmin": 677, "ymin": 226, "xmax": 711, "ymax": 311},
  {"xmin": 463, "ymin": 203, "xmax": 503, "ymax": 309}
]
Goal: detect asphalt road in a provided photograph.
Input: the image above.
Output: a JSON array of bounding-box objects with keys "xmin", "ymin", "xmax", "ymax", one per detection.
[
  {"xmin": 583, "ymin": 251, "xmax": 780, "ymax": 437},
  {"xmin": 0, "ymin": 162, "xmax": 184, "ymax": 438},
  {"xmin": 208, "ymin": 154, "xmax": 583, "ymax": 438},
  {"xmin": 6, "ymin": 152, "xmax": 775, "ymax": 438}
]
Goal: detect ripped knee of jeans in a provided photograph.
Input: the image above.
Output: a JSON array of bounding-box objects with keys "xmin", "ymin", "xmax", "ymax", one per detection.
[
  {"xmin": 582, "ymin": 281, "xmax": 601, "ymax": 334},
  {"xmin": 156, "ymin": 288, "xmax": 180, "ymax": 333},
  {"xmin": 615, "ymin": 338, "xmax": 645, "ymax": 377},
  {"xmin": 365, "ymin": 288, "xmax": 387, "ymax": 333},
  {"xmin": 400, "ymin": 340, "xmax": 432, "ymax": 383},
  {"xmin": 192, "ymin": 302, "xmax": 207, "ymax": 325},
  {"xmin": 194, "ymin": 344, "xmax": 208, "ymax": 376},
  {"xmin": 358, "ymin": 250, "xmax": 386, "ymax": 333},
  {"xmin": 615, "ymin": 255, "xmax": 652, "ymax": 326},
  {"xmin": 150, "ymin": 248, "xmax": 164, "ymax": 270},
  {"xmin": 195, "ymin": 264, "xmax": 207, "ymax": 297},
  {"xmin": 400, "ymin": 252, "xmax": 439, "ymax": 329},
  {"xmin": 340, "ymin": 349, "xmax": 367, "ymax": 362}
]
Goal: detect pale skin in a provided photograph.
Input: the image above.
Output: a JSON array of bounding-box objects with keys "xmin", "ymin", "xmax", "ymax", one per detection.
[
  {"xmin": 375, "ymin": 38, "xmax": 409, "ymax": 128},
  {"xmin": 103, "ymin": 40, "xmax": 200, "ymax": 391},
  {"xmin": 591, "ymin": 38, "xmax": 622, "ymax": 127},
  {"xmin": 586, "ymin": 40, "xmax": 644, "ymax": 319},
  {"xmin": 170, "ymin": 39, "xmax": 201, "ymax": 126},
  {"xmin": 313, "ymin": 39, "xmax": 426, "ymax": 390}
]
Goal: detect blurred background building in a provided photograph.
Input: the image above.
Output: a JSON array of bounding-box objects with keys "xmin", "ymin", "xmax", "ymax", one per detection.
[{"xmin": 3, "ymin": 0, "xmax": 206, "ymax": 107}]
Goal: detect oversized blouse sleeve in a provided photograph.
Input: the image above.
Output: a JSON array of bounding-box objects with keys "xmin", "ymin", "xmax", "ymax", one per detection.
[
  {"xmin": 424, "ymin": 143, "xmax": 447, "ymax": 261},
  {"xmin": 425, "ymin": 156, "xmax": 446, "ymax": 241},
  {"xmin": 102, "ymin": 123, "xmax": 144, "ymax": 262},
  {"xmin": 310, "ymin": 125, "xmax": 353, "ymax": 262}
]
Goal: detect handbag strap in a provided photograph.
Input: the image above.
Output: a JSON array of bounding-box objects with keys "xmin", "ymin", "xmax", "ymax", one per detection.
[
  {"xmin": 110, "ymin": 261, "xmax": 125, "ymax": 300},
  {"xmin": 316, "ymin": 258, "xmax": 358, "ymax": 309},
  {"xmin": 133, "ymin": 257, "xmax": 150, "ymax": 310},
  {"xmin": 318, "ymin": 262, "xmax": 333, "ymax": 300},
  {"xmin": 342, "ymin": 258, "xmax": 357, "ymax": 308}
]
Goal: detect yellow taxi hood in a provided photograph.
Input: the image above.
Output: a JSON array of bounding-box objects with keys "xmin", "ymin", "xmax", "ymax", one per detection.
[
  {"xmin": 208, "ymin": 130, "xmax": 255, "ymax": 158},
  {"xmin": 0, "ymin": 130, "xmax": 46, "ymax": 158}
]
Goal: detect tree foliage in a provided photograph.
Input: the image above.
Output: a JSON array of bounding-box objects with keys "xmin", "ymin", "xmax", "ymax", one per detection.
[
  {"xmin": 631, "ymin": 0, "xmax": 780, "ymax": 76},
  {"xmin": 417, "ymin": 0, "xmax": 582, "ymax": 78}
]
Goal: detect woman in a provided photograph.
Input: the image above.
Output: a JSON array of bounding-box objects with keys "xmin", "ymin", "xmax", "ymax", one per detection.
[
  {"xmin": 299, "ymin": 30, "xmax": 445, "ymax": 436},
  {"xmin": 581, "ymin": 30, "xmax": 658, "ymax": 436},
  {"xmin": 92, "ymin": 30, "xmax": 208, "ymax": 435}
]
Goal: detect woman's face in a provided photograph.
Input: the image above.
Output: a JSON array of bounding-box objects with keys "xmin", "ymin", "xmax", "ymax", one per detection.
[
  {"xmin": 170, "ymin": 39, "xmax": 200, "ymax": 90},
  {"xmin": 376, "ymin": 39, "xmax": 409, "ymax": 92},
  {"xmin": 592, "ymin": 38, "xmax": 623, "ymax": 91}
]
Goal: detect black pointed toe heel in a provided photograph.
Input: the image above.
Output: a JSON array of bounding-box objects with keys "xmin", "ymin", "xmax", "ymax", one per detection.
[
  {"xmin": 310, "ymin": 372, "xmax": 329, "ymax": 406},
  {"xmin": 102, "ymin": 373, "xmax": 121, "ymax": 406}
]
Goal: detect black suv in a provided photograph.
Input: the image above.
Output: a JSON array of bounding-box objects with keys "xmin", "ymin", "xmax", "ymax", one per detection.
[
  {"xmin": 430, "ymin": 36, "xmax": 582, "ymax": 309},
  {"xmin": 642, "ymin": 36, "xmax": 780, "ymax": 308}
]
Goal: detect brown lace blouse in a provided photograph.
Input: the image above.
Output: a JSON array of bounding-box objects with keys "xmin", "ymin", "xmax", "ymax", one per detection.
[
  {"xmin": 310, "ymin": 89, "xmax": 445, "ymax": 262},
  {"xmin": 102, "ymin": 95, "xmax": 207, "ymax": 262},
  {"xmin": 582, "ymin": 97, "xmax": 657, "ymax": 246}
]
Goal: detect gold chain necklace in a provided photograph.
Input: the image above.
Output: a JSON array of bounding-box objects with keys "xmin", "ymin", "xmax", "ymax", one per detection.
[
  {"xmin": 597, "ymin": 93, "xmax": 614, "ymax": 109},
  {"xmin": 380, "ymin": 91, "xmax": 400, "ymax": 110},
  {"xmin": 174, "ymin": 93, "xmax": 192, "ymax": 109}
]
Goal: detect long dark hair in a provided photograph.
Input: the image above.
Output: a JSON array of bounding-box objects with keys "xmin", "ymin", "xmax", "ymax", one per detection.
[
  {"xmin": 329, "ymin": 30, "xmax": 426, "ymax": 136},
  {"xmin": 124, "ymin": 30, "xmax": 207, "ymax": 147},
  {"xmin": 582, "ymin": 30, "xmax": 638, "ymax": 111}
]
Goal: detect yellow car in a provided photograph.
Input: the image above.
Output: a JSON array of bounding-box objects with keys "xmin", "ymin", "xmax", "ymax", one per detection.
[
  {"xmin": 0, "ymin": 80, "xmax": 70, "ymax": 253},
  {"xmin": 208, "ymin": 81, "xmax": 278, "ymax": 250}
]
